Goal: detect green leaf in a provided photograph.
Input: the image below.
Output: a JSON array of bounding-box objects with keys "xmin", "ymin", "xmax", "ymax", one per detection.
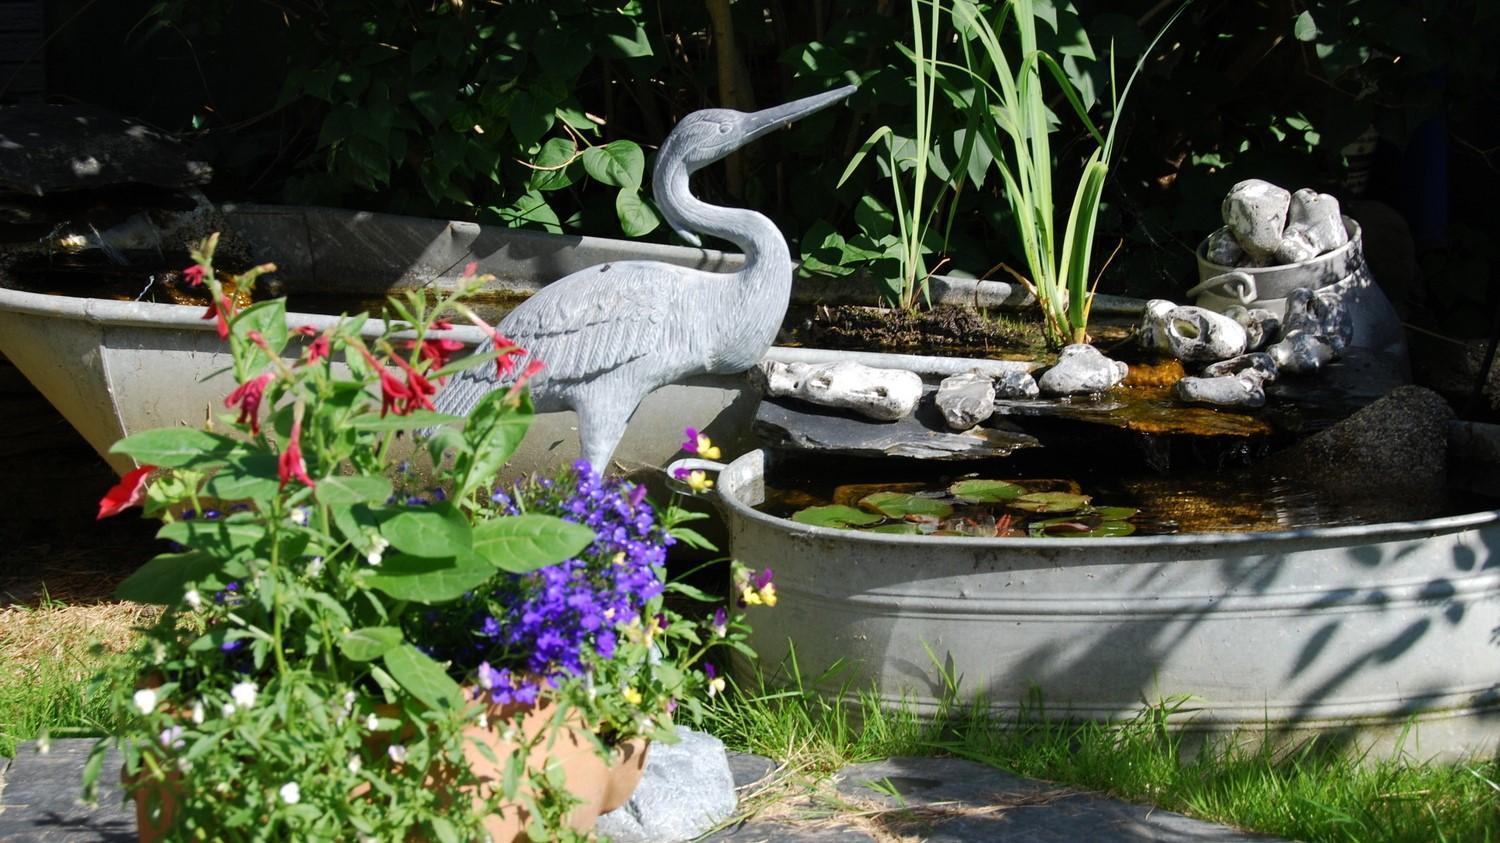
[
  {"xmin": 383, "ymin": 644, "xmax": 462, "ymax": 711},
  {"xmin": 110, "ymin": 428, "xmax": 245, "ymax": 469},
  {"xmin": 380, "ymin": 502, "xmax": 472, "ymax": 557},
  {"xmin": 529, "ymin": 137, "xmax": 578, "ymax": 192},
  {"xmin": 860, "ymin": 492, "xmax": 954, "ymax": 519},
  {"xmin": 366, "ymin": 553, "xmax": 496, "ymax": 602},
  {"xmin": 949, "ymin": 479, "xmax": 1024, "ymax": 503},
  {"xmin": 156, "ymin": 520, "xmax": 266, "ymax": 559},
  {"xmin": 340, "ymin": 626, "xmax": 404, "ymax": 661},
  {"xmin": 615, "ymin": 189, "xmax": 661, "ymax": 237},
  {"xmin": 230, "ymin": 299, "xmax": 289, "ymax": 377},
  {"xmin": 114, "ymin": 550, "xmax": 229, "ymax": 605},
  {"xmin": 1010, "ymin": 491, "xmax": 1092, "ymax": 513},
  {"xmin": 508, "ymin": 90, "xmax": 555, "ymax": 148},
  {"xmin": 471, "ymin": 515, "xmax": 594, "ymax": 574},
  {"xmin": 202, "ymin": 455, "xmax": 281, "ymax": 501},
  {"xmin": 791, "ymin": 504, "xmax": 885, "ymax": 529},
  {"xmin": 316, "ymin": 476, "xmax": 394, "ymax": 506},
  {"xmin": 496, "ymin": 191, "xmax": 562, "ymax": 234},
  {"xmin": 581, "ymin": 141, "xmax": 644, "ymax": 189},
  {"xmin": 349, "ymin": 411, "xmax": 463, "ymax": 431},
  {"xmin": 456, "ymin": 391, "xmax": 532, "ymax": 499},
  {"xmin": 1029, "ymin": 516, "xmax": 1136, "ymax": 538},
  {"xmin": 1293, "ymin": 11, "xmax": 1319, "ymax": 42}
]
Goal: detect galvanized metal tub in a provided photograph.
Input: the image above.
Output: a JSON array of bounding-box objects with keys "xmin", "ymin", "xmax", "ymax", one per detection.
[{"xmin": 719, "ymin": 449, "xmax": 1500, "ymax": 761}]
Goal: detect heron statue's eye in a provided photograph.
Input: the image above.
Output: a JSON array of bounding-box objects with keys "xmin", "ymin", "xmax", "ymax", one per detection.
[{"xmin": 719, "ymin": 124, "xmax": 730, "ymax": 133}]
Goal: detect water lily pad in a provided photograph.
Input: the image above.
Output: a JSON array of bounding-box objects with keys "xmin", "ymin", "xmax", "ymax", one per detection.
[
  {"xmin": 860, "ymin": 492, "xmax": 954, "ymax": 519},
  {"xmin": 833, "ymin": 482, "xmax": 926, "ymax": 508},
  {"xmin": 865, "ymin": 523, "xmax": 921, "ymax": 535},
  {"xmin": 948, "ymin": 479, "xmax": 1024, "ymax": 503},
  {"xmin": 1089, "ymin": 506, "xmax": 1140, "ymax": 521},
  {"xmin": 1029, "ymin": 517, "xmax": 1137, "ymax": 538},
  {"xmin": 1010, "ymin": 491, "xmax": 1092, "ymax": 513},
  {"xmin": 791, "ymin": 505, "xmax": 885, "ymax": 529}
]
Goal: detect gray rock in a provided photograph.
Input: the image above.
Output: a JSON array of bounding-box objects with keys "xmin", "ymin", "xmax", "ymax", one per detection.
[
  {"xmin": 992, "ymin": 369, "xmax": 1040, "ymax": 399},
  {"xmin": 1288, "ymin": 188, "xmax": 1349, "ymax": 253},
  {"xmin": 1174, "ymin": 373, "xmax": 1267, "ymax": 408},
  {"xmin": 1274, "ymin": 226, "xmax": 1320, "ymax": 264},
  {"xmin": 726, "ymin": 752, "xmax": 776, "ymax": 791},
  {"xmin": 1222, "ymin": 179, "xmax": 1291, "ymax": 262},
  {"xmin": 1145, "ymin": 305, "xmax": 1248, "ymax": 364},
  {"xmin": 0, "ymin": 740, "xmax": 133, "ymax": 841},
  {"xmin": 1037, "ymin": 344, "xmax": 1128, "ymax": 396},
  {"xmin": 1267, "ymin": 332, "xmax": 1336, "ymax": 375},
  {"xmin": 1204, "ymin": 225, "xmax": 1245, "ymax": 266},
  {"xmin": 1267, "ymin": 385, "xmax": 1454, "ymax": 502},
  {"xmin": 756, "ymin": 360, "xmax": 923, "ymax": 421},
  {"xmin": 1203, "ymin": 352, "xmax": 1279, "ymax": 383},
  {"xmin": 596, "ymin": 727, "xmax": 737, "ymax": 843},
  {"xmin": 934, "ymin": 372, "xmax": 996, "ymax": 430},
  {"xmin": 1222, "ymin": 306, "xmax": 1281, "ymax": 352},
  {"xmin": 1283, "ymin": 286, "xmax": 1353, "ymax": 354},
  {"xmin": 754, "ymin": 395, "xmax": 1041, "ymax": 461},
  {"xmin": 1137, "ymin": 298, "xmax": 1178, "ymax": 354}
]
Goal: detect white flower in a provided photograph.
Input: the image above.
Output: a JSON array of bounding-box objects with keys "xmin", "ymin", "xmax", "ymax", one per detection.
[
  {"xmin": 342, "ymin": 690, "xmax": 356, "ymax": 714},
  {"xmin": 279, "ymin": 781, "xmax": 301, "ymax": 804},
  {"xmin": 158, "ymin": 726, "xmax": 186, "ymax": 750},
  {"xmin": 133, "ymin": 688, "xmax": 159, "ymax": 715},
  {"xmin": 365, "ymin": 713, "xmax": 379, "ymax": 731},
  {"xmin": 476, "ymin": 712, "xmax": 488, "ymax": 730},
  {"xmin": 306, "ymin": 556, "xmax": 325, "ymax": 577},
  {"xmin": 176, "ymin": 757, "xmax": 193, "ymax": 774},
  {"xmin": 230, "ymin": 681, "xmax": 259, "ymax": 710},
  {"xmin": 387, "ymin": 744, "xmax": 407, "ymax": 764},
  {"xmin": 347, "ymin": 756, "xmax": 362, "ymax": 774},
  {"xmin": 221, "ymin": 702, "xmax": 237, "ymax": 718},
  {"xmin": 290, "ymin": 508, "xmax": 309, "ymax": 526},
  {"xmin": 190, "ymin": 700, "xmax": 205, "ymax": 725},
  {"xmin": 365, "ymin": 548, "xmax": 384, "ymax": 566},
  {"xmin": 365, "ymin": 534, "xmax": 390, "ymax": 566},
  {"xmin": 183, "ymin": 589, "xmax": 202, "ymax": 610}
]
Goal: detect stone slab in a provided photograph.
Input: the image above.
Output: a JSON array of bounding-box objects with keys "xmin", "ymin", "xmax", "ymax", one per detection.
[
  {"xmin": 834, "ymin": 757, "xmax": 1284, "ymax": 843},
  {"xmin": 727, "ymin": 752, "xmax": 776, "ymax": 791},
  {"xmin": 0, "ymin": 741, "xmax": 132, "ymax": 842},
  {"xmin": 754, "ymin": 394, "xmax": 1040, "ymax": 460},
  {"xmin": 703, "ymin": 820, "xmax": 878, "ymax": 841}
]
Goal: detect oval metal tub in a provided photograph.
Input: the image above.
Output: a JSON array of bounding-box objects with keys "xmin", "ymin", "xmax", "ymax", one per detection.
[{"xmin": 719, "ymin": 449, "xmax": 1500, "ymax": 761}]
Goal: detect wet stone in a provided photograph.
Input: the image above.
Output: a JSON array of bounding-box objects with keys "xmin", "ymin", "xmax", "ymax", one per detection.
[
  {"xmin": 993, "ymin": 369, "xmax": 1040, "ymax": 399},
  {"xmin": 934, "ymin": 372, "xmax": 996, "ymax": 430},
  {"xmin": 1203, "ymin": 352, "xmax": 1279, "ymax": 382},
  {"xmin": 1174, "ymin": 373, "xmax": 1267, "ymax": 409},
  {"xmin": 754, "ymin": 392, "xmax": 1041, "ymax": 460},
  {"xmin": 1222, "ymin": 306, "xmax": 1281, "ymax": 352},
  {"xmin": 1037, "ymin": 344, "xmax": 1128, "ymax": 396}
]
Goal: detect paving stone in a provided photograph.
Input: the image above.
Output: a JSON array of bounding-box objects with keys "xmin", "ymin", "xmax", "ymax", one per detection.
[
  {"xmin": 835, "ymin": 757, "xmax": 1283, "ymax": 842},
  {"xmin": 702, "ymin": 820, "xmax": 878, "ymax": 841},
  {"xmin": 727, "ymin": 751, "xmax": 776, "ymax": 791},
  {"xmin": 0, "ymin": 741, "xmax": 132, "ymax": 842}
]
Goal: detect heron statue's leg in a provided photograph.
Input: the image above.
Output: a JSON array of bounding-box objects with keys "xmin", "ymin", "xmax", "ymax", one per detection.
[{"xmin": 576, "ymin": 400, "xmax": 632, "ymax": 475}]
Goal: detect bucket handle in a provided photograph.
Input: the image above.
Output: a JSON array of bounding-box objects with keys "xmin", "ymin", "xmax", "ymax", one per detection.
[
  {"xmin": 1185, "ymin": 271, "xmax": 1257, "ymax": 305},
  {"xmin": 664, "ymin": 457, "xmax": 729, "ymax": 496}
]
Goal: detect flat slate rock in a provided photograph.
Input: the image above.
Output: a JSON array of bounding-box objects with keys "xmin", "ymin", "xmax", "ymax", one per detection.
[
  {"xmin": 754, "ymin": 394, "xmax": 1040, "ymax": 460},
  {"xmin": 703, "ymin": 820, "xmax": 878, "ymax": 841},
  {"xmin": 0, "ymin": 741, "xmax": 132, "ymax": 842},
  {"xmin": 834, "ymin": 757, "xmax": 1283, "ymax": 842},
  {"xmin": 727, "ymin": 751, "xmax": 776, "ymax": 791},
  {"xmin": 0, "ymin": 105, "xmax": 212, "ymax": 197}
]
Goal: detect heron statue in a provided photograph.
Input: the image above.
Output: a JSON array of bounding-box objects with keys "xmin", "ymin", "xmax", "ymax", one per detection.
[{"xmin": 434, "ymin": 84, "xmax": 857, "ymax": 471}]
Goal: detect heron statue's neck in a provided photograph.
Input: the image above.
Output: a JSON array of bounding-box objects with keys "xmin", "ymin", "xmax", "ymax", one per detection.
[{"xmin": 658, "ymin": 163, "xmax": 792, "ymax": 368}]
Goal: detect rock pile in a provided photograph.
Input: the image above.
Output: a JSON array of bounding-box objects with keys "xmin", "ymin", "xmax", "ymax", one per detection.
[{"xmin": 1208, "ymin": 179, "xmax": 1349, "ymax": 267}]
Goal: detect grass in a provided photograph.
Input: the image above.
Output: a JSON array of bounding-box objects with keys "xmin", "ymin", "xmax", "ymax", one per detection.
[
  {"xmin": 0, "ymin": 592, "xmax": 146, "ymax": 757},
  {"xmin": 702, "ymin": 656, "xmax": 1500, "ymax": 843}
]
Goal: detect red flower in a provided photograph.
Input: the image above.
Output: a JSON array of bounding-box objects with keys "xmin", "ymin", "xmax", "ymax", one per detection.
[
  {"xmin": 461, "ymin": 261, "xmax": 479, "ymax": 279},
  {"xmin": 183, "ymin": 265, "xmax": 205, "ymax": 287},
  {"xmin": 359, "ymin": 348, "xmax": 410, "ymax": 417},
  {"xmin": 292, "ymin": 326, "xmax": 331, "ymax": 363},
  {"xmin": 278, "ymin": 413, "xmax": 315, "ymax": 489},
  {"xmin": 97, "ymin": 465, "xmax": 155, "ymax": 519},
  {"xmin": 458, "ymin": 311, "xmax": 526, "ymax": 378},
  {"xmin": 400, "ymin": 338, "xmax": 465, "ymax": 379},
  {"xmin": 224, "ymin": 373, "xmax": 274, "ymax": 434},
  {"xmin": 505, "ymin": 358, "xmax": 546, "ymax": 399},
  {"xmin": 201, "ymin": 293, "xmax": 235, "ymax": 340},
  {"xmin": 392, "ymin": 355, "xmax": 437, "ymax": 413}
]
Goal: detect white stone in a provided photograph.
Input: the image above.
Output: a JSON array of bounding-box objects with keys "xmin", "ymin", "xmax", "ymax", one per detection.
[
  {"xmin": 1287, "ymin": 188, "xmax": 1349, "ymax": 253},
  {"xmin": 1222, "ymin": 179, "xmax": 1291, "ymax": 263},
  {"xmin": 935, "ymin": 372, "xmax": 996, "ymax": 430},
  {"xmin": 1222, "ymin": 306, "xmax": 1281, "ymax": 352},
  {"xmin": 1138, "ymin": 299, "xmax": 1178, "ymax": 354},
  {"xmin": 1151, "ymin": 305, "xmax": 1248, "ymax": 363},
  {"xmin": 596, "ymin": 727, "xmax": 737, "ymax": 843},
  {"xmin": 1037, "ymin": 344, "xmax": 1128, "ymax": 396},
  {"xmin": 992, "ymin": 369, "xmax": 1040, "ymax": 399},
  {"xmin": 1204, "ymin": 226, "xmax": 1244, "ymax": 266},
  {"xmin": 1267, "ymin": 332, "xmax": 1336, "ymax": 374},
  {"xmin": 1274, "ymin": 226, "xmax": 1320, "ymax": 264},
  {"xmin": 1202, "ymin": 352, "xmax": 1278, "ymax": 383},
  {"xmin": 756, "ymin": 360, "xmax": 922, "ymax": 421},
  {"xmin": 1174, "ymin": 372, "xmax": 1267, "ymax": 408}
]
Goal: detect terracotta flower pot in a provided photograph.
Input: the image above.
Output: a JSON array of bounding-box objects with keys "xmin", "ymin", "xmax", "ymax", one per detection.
[{"xmin": 127, "ymin": 695, "xmax": 650, "ymax": 842}]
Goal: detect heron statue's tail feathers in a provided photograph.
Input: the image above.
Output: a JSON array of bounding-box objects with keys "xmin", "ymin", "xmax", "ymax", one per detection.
[{"xmin": 431, "ymin": 340, "xmax": 509, "ymax": 419}]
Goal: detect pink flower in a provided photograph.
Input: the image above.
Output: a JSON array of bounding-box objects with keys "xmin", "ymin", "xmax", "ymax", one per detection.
[
  {"xmin": 359, "ymin": 348, "xmax": 411, "ymax": 417},
  {"xmin": 504, "ymin": 359, "xmax": 545, "ymax": 400},
  {"xmin": 278, "ymin": 412, "xmax": 314, "ymax": 489},
  {"xmin": 183, "ymin": 265, "xmax": 205, "ymax": 287},
  {"xmin": 391, "ymin": 355, "xmax": 437, "ymax": 413},
  {"xmin": 401, "ymin": 338, "xmax": 465, "ymax": 380},
  {"xmin": 457, "ymin": 311, "xmax": 526, "ymax": 378},
  {"xmin": 224, "ymin": 373, "xmax": 274, "ymax": 434},
  {"xmin": 96, "ymin": 465, "xmax": 155, "ymax": 519},
  {"xmin": 461, "ymin": 262, "xmax": 479, "ymax": 279},
  {"xmin": 293, "ymin": 326, "xmax": 331, "ymax": 363},
  {"xmin": 201, "ymin": 293, "xmax": 235, "ymax": 340}
]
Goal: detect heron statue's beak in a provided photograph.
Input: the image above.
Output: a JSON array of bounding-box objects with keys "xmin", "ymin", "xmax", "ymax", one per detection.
[{"xmin": 736, "ymin": 84, "xmax": 858, "ymax": 149}]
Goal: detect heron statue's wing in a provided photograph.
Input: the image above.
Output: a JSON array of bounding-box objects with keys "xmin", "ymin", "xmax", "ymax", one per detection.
[{"xmin": 433, "ymin": 262, "xmax": 684, "ymax": 416}]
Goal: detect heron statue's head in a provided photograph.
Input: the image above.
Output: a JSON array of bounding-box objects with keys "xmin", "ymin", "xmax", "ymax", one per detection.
[{"xmin": 654, "ymin": 84, "xmax": 857, "ymax": 247}]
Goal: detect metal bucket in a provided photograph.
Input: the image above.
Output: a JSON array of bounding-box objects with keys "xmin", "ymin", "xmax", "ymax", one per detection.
[{"xmin": 718, "ymin": 449, "xmax": 1500, "ymax": 760}]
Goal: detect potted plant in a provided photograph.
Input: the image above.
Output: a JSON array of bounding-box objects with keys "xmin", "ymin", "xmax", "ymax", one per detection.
[{"xmin": 84, "ymin": 235, "xmax": 760, "ymax": 841}]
